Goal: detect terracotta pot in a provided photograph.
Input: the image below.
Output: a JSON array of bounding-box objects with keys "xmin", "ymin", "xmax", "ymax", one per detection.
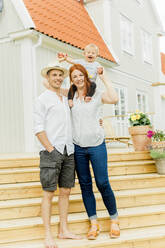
[{"xmin": 128, "ymin": 125, "xmax": 151, "ymax": 151}]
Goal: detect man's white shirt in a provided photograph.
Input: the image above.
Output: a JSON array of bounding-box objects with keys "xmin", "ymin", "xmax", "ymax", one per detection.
[{"xmin": 33, "ymin": 90, "xmax": 74, "ymax": 155}]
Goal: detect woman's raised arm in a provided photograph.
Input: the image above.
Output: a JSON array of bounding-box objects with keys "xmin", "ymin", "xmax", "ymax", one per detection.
[{"xmin": 99, "ymin": 69, "xmax": 119, "ymax": 104}]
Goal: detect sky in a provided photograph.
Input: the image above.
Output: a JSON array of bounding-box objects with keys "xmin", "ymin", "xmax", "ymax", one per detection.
[{"xmin": 153, "ymin": 0, "xmax": 165, "ymax": 52}]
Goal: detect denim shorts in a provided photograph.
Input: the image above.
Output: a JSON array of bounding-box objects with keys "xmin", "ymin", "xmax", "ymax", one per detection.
[{"xmin": 39, "ymin": 147, "xmax": 75, "ymax": 192}]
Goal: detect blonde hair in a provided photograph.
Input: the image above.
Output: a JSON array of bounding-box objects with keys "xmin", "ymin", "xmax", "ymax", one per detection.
[{"xmin": 84, "ymin": 43, "xmax": 99, "ymax": 55}]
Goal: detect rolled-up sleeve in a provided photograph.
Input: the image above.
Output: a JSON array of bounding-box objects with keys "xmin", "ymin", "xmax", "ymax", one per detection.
[{"xmin": 33, "ymin": 99, "xmax": 46, "ymax": 135}]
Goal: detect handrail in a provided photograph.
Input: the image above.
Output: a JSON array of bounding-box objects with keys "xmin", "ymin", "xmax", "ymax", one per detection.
[
  {"xmin": 152, "ymin": 82, "xmax": 165, "ymax": 86},
  {"xmin": 103, "ymin": 112, "xmax": 155, "ymax": 119}
]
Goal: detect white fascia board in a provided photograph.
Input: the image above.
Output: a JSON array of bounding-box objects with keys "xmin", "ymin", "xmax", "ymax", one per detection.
[
  {"xmin": 11, "ymin": 0, "xmax": 35, "ymax": 29},
  {"xmin": 150, "ymin": 0, "xmax": 165, "ymax": 33}
]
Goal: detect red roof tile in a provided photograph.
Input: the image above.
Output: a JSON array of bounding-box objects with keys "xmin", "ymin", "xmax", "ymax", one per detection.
[
  {"xmin": 161, "ymin": 53, "xmax": 165, "ymax": 75},
  {"xmin": 23, "ymin": 0, "xmax": 116, "ymax": 63}
]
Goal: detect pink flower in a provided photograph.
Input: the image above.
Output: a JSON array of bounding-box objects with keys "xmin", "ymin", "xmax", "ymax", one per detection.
[{"xmin": 147, "ymin": 130, "xmax": 155, "ymax": 138}]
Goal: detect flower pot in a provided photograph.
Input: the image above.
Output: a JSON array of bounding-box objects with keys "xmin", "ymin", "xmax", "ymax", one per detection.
[
  {"xmin": 128, "ymin": 125, "xmax": 151, "ymax": 151},
  {"xmin": 155, "ymin": 158, "xmax": 165, "ymax": 174}
]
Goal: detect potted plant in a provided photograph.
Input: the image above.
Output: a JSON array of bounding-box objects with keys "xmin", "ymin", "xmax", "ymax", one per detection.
[
  {"xmin": 128, "ymin": 111, "xmax": 152, "ymax": 151},
  {"xmin": 147, "ymin": 130, "xmax": 165, "ymax": 174}
]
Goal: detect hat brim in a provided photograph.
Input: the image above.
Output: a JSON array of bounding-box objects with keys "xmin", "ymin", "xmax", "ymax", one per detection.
[{"xmin": 41, "ymin": 66, "xmax": 68, "ymax": 78}]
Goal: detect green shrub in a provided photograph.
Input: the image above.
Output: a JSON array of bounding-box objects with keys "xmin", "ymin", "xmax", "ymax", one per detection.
[{"xmin": 150, "ymin": 149, "xmax": 165, "ymax": 159}]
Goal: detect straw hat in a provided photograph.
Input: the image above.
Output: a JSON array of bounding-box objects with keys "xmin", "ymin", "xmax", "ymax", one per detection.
[{"xmin": 41, "ymin": 61, "xmax": 68, "ymax": 78}]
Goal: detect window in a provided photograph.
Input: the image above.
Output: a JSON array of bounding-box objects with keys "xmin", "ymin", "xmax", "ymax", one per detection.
[
  {"xmin": 136, "ymin": 91, "xmax": 147, "ymax": 113},
  {"xmin": 114, "ymin": 88, "xmax": 126, "ymax": 120},
  {"xmin": 142, "ymin": 30, "xmax": 153, "ymax": 64},
  {"xmin": 113, "ymin": 86, "xmax": 128, "ymax": 136},
  {"xmin": 120, "ymin": 14, "xmax": 134, "ymax": 55}
]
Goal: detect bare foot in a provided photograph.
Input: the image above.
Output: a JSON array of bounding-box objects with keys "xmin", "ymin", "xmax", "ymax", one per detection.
[
  {"xmin": 45, "ymin": 234, "xmax": 58, "ymax": 248},
  {"xmin": 58, "ymin": 232, "xmax": 82, "ymax": 240}
]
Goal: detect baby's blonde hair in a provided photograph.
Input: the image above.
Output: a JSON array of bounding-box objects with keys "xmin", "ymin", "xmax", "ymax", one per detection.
[{"xmin": 84, "ymin": 43, "xmax": 99, "ymax": 55}]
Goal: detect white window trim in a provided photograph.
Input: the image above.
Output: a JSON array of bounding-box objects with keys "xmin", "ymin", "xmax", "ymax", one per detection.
[
  {"xmin": 141, "ymin": 29, "xmax": 153, "ymax": 65},
  {"xmin": 120, "ymin": 13, "xmax": 134, "ymax": 56},
  {"xmin": 113, "ymin": 84, "xmax": 129, "ymax": 136},
  {"xmin": 113, "ymin": 84, "xmax": 128, "ymax": 118},
  {"xmin": 135, "ymin": 0, "xmax": 143, "ymax": 6},
  {"xmin": 136, "ymin": 90, "xmax": 148, "ymax": 113}
]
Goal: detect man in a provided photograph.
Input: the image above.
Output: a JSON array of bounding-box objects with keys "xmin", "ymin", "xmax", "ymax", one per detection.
[{"xmin": 33, "ymin": 62, "xmax": 80, "ymax": 248}]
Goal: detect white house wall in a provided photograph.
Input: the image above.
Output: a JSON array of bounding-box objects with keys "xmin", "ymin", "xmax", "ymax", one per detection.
[
  {"xmin": 0, "ymin": 41, "xmax": 25, "ymax": 153},
  {"xmin": 86, "ymin": 0, "xmax": 160, "ymax": 83},
  {"xmin": 0, "ymin": 0, "xmax": 24, "ymax": 39},
  {"xmin": 86, "ymin": 0, "xmax": 160, "ymax": 129}
]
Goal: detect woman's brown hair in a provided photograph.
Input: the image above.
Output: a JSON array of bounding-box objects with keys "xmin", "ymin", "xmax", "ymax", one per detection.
[{"xmin": 69, "ymin": 64, "xmax": 91, "ymax": 98}]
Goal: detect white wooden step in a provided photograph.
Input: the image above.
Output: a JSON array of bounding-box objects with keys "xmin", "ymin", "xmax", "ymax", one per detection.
[
  {"xmin": 0, "ymin": 204, "xmax": 165, "ymax": 244},
  {"xmin": 1, "ymin": 187, "xmax": 165, "ymax": 220},
  {"xmin": 2, "ymin": 225, "xmax": 165, "ymax": 248},
  {"xmin": 0, "ymin": 160, "xmax": 156, "ymax": 184},
  {"xmin": 0, "ymin": 151, "xmax": 152, "ymax": 168},
  {"xmin": 1, "ymin": 173, "xmax": 165, "ymax": 200}
]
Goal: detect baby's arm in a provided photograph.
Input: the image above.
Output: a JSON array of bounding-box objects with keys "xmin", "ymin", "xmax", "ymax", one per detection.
[{"xmin": 58, "ymin": 53, "xmax": 75, "ymax": 65}]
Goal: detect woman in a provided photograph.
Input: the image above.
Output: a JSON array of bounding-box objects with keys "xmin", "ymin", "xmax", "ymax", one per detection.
[{"xmin": 69, "ymin": 64, "xmax": 120, "ymax": 240}]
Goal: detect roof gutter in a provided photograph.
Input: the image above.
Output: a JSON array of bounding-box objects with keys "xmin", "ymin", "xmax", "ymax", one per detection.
[
  {"xmin": 0, "ymin": 29, "xmax": 34, "ymax": 44},
  {"xmin": 9, "ymin": 29, "xmax": 34, "ymax": 40}
]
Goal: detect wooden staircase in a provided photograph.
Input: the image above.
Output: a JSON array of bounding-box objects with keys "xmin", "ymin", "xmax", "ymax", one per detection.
[{"xmin": 0, "ymin": 151, "xmax": 165, "ymax": 248}]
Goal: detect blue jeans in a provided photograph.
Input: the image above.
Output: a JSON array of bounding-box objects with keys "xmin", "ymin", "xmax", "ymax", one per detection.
[{"xmin": 74, "ymin": 141, "xmax": 118, "ymax": 220}]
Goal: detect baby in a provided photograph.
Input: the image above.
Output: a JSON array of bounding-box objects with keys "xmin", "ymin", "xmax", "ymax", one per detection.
[{"xmin": 58, "ymin": 43, "xmax": 103, "ymax": 107}]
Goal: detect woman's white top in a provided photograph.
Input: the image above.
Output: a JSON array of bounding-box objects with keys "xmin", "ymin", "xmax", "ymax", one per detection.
[{"xmin": 71, "ymin": 90, "xmax": 105, "ymax": 147}]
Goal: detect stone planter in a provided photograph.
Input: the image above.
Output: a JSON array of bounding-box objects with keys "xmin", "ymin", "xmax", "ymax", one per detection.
[
  {"xmin": 128, "ymin": 125, "xmax": 151, "ymax": 151},
  {"xmin": 150, "ymin": 141, "xmax": 165, "ymax": 174},
  {"xmin": 155, "ymin": 158, "xmax": 165, "ymax": 174}
]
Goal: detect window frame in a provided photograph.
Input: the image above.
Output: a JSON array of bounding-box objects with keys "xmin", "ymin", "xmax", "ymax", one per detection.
[
  {"xmin": 141, "ymin": 29, "xmax": 153, "ymax": 65},
  {"xmin": 135, "ymin": 0, "xmax": 143, "ymax": 6},
  {"xmin": 120, "ymin": 13, "xmax": 134, "ymax": 56},
  {"xmin": 136, "ymin": 90, "xmax": 148, "ymax": 113},
  {"xmin": 113, "ymin": 85, "xmax": 129, "ymax": 136}
]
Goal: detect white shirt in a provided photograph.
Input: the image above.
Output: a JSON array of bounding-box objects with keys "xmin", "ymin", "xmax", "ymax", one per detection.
[
  {"xmin": 71, "ymin": 90, "xmax": 105, "ymax": 147},
  {"xmin": 33, "ymin": 90, "xmax": 74, "ymax": 155}
]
